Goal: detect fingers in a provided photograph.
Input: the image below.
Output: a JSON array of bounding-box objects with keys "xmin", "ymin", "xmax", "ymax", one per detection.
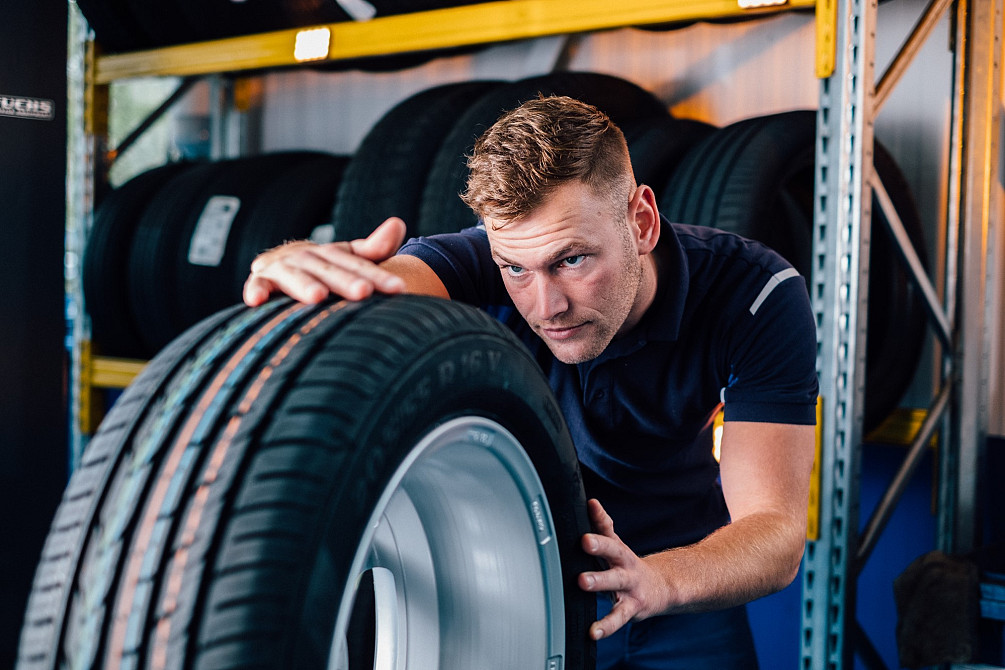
[
  {"xmin": 578, "ymin": 497, "xmax": 644, "ymax": 640},
  {"xmin": 587, "ymin": 498, "xmax": 616, "ymax": 536},
  {"xmin": 257, "ymin": 256, "xmax": 371, "ymax": 304},
  {"xmin": 243, "ymin": 275, "xmax": 278, "ymax": 307},
  {"xmin": 243, "ymin": 220, "xmax": 408, "ymax": 306},
  {"xmin": 579, "ymin": 537, "xmax": 633, "ymax": 592},
  {"xmin": 349, "ymin": 217, "xmax": 407, "ymax": 261},
  {"xmin": 590, "ymin": 601, "xmax": 639, "ymax": 640}
]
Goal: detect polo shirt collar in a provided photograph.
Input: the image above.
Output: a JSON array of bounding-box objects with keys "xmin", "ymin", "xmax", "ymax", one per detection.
[{"xmin": 643, "ymin": 217, "xmax": 689, "ymax": 342}]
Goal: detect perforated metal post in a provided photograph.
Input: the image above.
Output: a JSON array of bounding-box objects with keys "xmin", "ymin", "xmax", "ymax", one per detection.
[
  {"xmin": 67, "ymin": 5, "xmax": 105, "ymax": 467},
  {"xmin": 801, "ymin": 0, "xmax": 876, "ymax": 667}
]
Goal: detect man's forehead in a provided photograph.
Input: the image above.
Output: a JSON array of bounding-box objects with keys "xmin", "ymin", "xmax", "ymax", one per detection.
[{"xmin": 485, "ymin": 222, "xmax": 598, "ymax": 264}]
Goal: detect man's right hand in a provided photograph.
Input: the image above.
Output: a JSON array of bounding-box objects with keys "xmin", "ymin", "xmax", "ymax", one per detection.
[{"xmin": 243, "ymin": 217, "xmax": 410, "ymax": 307}]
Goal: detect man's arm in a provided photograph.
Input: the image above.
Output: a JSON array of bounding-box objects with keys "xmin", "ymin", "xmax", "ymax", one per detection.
[
  {"xmin": 579, "ymin": 420, "xmax": 814, "ymax": 640},
  {"xmin": 243, "ymin": 217, "xmax": 448, "ymax": 306}
]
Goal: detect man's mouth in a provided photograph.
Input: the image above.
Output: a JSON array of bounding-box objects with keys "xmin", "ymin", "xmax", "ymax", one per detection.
[{"xmin": 540, "ymin": 323, "xmax": 586, "ymax": 340}]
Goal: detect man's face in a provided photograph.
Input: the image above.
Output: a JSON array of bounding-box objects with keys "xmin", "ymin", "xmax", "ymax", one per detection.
[{"xmin": 485, "ymin": 180, "xmax": 648, "ymax": 364}]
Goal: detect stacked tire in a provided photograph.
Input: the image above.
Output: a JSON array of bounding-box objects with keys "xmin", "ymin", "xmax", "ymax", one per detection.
[
  {"xmin": 84, "ymin": 152, "xmax": 348, "ymax": 358},
  {"xmin": 334, "ymin": 72, "xmax": 704, "ymax": 239},
  {"xmin": 658, "ymin": 110, "xmax": 928, "ymax": 433}
]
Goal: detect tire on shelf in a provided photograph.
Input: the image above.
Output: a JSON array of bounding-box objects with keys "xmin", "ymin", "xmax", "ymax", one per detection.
[
  {"xmin": 659, "ymin": 110, "xmax": 928, "ymax": 433},
  {"xmin": 418, "ymin": 72, "xmax": 670, "ymax": 236},
  {"xmin": 332, "ymin": 81, "xmax": 501, "ymax": 242},
  {"xmin": 620, "ymin": 115, "xmax": 717, "ymax": 201},
  {"xmin": 127, "ymin": 160, "xmax": 230, "ymax": 356},
  {"xmin": 127, "ymin": 152, "xmax": 332, "ymax": 355},
  {"xmin": 232, "ymin": 153, "xmax": 350, "ymax": 294},
  {"xmin": 83, "ymin": 161, "xmax": 192, "ymax": 358},
  {"xmin": 17, "ymin": 295, "xmax": 595, "ymax": 670},
  {"xmin": 172, "ymin": 152, "xmax": 349, "ymax": 332}
]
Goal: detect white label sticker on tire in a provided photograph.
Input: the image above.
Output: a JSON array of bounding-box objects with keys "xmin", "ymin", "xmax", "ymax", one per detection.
[
  {"xmin": 309, "ymin": 223, "xmax": 336, "ymax": 244},
  {"xmin": 189, "ymin": 195, "xmax": 241, "ymax": 267}
]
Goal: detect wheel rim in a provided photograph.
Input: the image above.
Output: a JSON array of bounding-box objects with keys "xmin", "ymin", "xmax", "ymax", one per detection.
[{"xmin": 329, "ymin": 416, "xmax": 567, "ymax": 669}]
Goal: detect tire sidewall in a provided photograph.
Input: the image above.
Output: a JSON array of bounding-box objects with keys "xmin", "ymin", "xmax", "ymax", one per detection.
[{"xmin": 291, "ymin": 329, "xmax": 592, "ymax": 669}]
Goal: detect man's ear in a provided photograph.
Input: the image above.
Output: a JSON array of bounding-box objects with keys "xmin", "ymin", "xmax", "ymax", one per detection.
[{"xmin": 629, "ymin": 184, "xmax": 660, "ymax": 254}]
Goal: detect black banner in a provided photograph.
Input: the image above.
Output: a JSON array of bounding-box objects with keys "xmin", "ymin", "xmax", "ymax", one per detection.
[{"xmin": 0, "ymin": 1, "xmax": 68, "ymax": 666}]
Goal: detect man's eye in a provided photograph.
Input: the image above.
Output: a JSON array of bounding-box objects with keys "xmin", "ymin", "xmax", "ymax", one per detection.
[
  {"xmin": 562, "ymin": 255, "xmax": 585, "ymax": 267},
  {"xmin": 504, "ymin": 265, "xmax": 526, "ymax": 277}
]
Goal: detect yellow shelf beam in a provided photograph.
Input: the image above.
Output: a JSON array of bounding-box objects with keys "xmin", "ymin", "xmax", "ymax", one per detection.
[
  {"xmin": 96, "ymin": 0, "xmax": 815, "ymax": 82},
  {"xmin": 865, "ymin": 407, "xmax": 937, "ymax": 448},
  {"xmin": 91, "ymin": 355, "xmax": 147, "ymax": 389}
]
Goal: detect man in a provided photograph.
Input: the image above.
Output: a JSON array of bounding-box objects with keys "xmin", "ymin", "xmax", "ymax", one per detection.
[{"xmin": 244, "ymin": 95, "xmax": 818, "ymax": 669}]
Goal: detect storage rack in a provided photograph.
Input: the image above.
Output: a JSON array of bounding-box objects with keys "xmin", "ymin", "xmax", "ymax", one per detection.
[
  {"xmin": 67, "ymin": 1, "xmax": 1002, "ymax": 667},
  {"xmin": 806, "ymin": 2, "xmax": 1001, "ymax": 668}
]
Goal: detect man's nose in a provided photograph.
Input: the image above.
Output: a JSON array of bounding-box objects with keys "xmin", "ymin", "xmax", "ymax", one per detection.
[{"xmin": 534, "ymin": 276, "xmax": 569, "ymax": 321}]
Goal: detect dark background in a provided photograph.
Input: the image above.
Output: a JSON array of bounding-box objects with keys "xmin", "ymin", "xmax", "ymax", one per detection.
[{"xmin": 0, "ymin": 1, "xmax": 70, "ymax": 666}]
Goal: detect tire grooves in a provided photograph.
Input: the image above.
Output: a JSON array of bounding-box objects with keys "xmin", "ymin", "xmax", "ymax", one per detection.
[
  {"xmin": 664, "ymin": 118, "xmax": 762, "ymax": 226},
  {"xmin": 148, "ymin": 301, "xmax": 350, "ymax": 670},
  {"xmin": 16, "ymin": 303, "xmax": 246, "ymax": 670},
  {"xmin": 105, "ymin": 302, "xmax": 310, "ymax": 670},
  {"xmin": 157, "ymin": 301, "xmax": 371, "ymax": 667},
  {"xmin": 225, "ymin": 298, "xmax": 514, "ymax": 664},
  {"xmin": 63, "ymin": 302, "xmax": 287, "ymax": 669}
]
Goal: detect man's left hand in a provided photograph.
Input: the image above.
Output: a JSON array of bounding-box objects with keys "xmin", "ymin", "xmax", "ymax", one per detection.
[{"xmin": 577, "ymin": 498, "xmax": 671, "ymax": 640}]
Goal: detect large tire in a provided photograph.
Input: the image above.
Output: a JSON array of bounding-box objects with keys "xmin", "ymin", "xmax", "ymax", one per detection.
[
  {"xmin": 18, "ymin": 295, "xmax": 595, "ymax": 670},
  {"xmin": 418, "ymin": 72, "xmax": 669, "ymax": 235},
  {"xmin": 660, "ymin": 110, "xmax": 928, "ymax": 432}
]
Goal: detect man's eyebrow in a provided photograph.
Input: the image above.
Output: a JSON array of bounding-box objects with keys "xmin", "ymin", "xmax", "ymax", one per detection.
[
  {"xmin": 491, "ymin": 243, "xmax": 595, "ymax": 267},
  {"xmin": 490, "ymin": 250, "xmax": 517, "ymax": 266}
]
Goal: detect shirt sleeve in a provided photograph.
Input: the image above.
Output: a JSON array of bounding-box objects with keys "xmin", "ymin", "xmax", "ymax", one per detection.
[
  {"xmin": 721, "ymin": 269, "xmax": 819, "ymax": 425},
  {"xmin": 397, "ymin": 226, "xmax": 513, "ymax": 307}
]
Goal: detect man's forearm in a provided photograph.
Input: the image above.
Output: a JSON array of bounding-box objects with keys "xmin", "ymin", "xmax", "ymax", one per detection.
[{"xmin": 643, "ymin": 509, "xmax": 805, "ymax": 615}]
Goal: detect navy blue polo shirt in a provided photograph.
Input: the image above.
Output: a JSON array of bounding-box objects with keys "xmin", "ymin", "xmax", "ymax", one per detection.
[{"xmin": 399, "ymin": 219, "xmax": 818, "ymax": 556}]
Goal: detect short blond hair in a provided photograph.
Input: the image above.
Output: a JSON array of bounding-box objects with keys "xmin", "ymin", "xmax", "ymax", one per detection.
[{"xmin": 460, "ymin": 95, "xmax": 635, "ymax": 224}]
